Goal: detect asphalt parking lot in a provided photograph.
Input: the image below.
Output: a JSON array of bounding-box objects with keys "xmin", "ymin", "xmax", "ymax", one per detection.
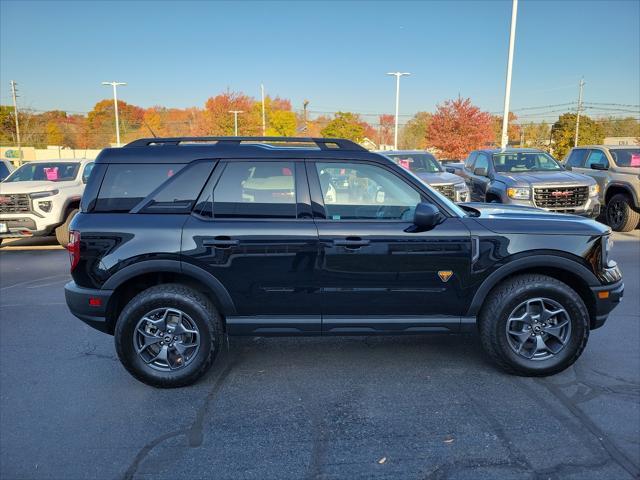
[{"xmin": 0, "ymin": 231, "xmax": 638, "ymax": 480}]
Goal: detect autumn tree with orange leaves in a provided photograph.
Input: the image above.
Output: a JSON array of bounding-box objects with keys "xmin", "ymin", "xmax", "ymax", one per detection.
[{"xmin": 428, "ymin": 97, "xmax": 494, "ymax": 159}]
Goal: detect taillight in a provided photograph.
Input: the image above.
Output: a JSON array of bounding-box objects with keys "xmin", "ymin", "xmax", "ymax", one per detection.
[{"xmin": 67, "ymin": 230, "xmax": 80, "ymax": 272}]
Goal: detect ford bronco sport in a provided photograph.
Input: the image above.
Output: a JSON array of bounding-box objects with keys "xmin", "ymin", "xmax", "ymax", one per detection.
[{"xmin": 64, "ymin": 137, "xmax": 623, "ymax": 388}]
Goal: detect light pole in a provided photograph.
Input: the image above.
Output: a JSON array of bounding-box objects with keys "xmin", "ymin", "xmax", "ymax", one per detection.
[
  {"xmin": 500, "ymin": 0, "xmax": 518, "ymax": 150},
  {"xmin": 386, "ymin": 72, "xmax": 410, "ymax": 150},
  {"xmin": 229, "ymin": 110, "xmax": 243, "ymax": 136},
  {"xmin": 102, "ymin": 81, "xmax": 127, "ymax": 147},
  {"xmin": 574, "ymin": 77, "xmax": 585, "ymax": 147}
]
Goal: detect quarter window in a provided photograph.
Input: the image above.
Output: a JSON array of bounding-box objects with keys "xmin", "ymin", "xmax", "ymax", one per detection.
[
  {"xmin": 315, "ymin": 162, "xmax": 420, "ymax": 220},
  {"xmin": 210, "ymin": 161, "xmax": 297, "ymax": 219}
]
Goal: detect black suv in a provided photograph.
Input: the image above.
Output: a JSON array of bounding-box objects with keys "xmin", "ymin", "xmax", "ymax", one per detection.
[{"xmin": 65, "ymin": 137, "xmax": 624, "ymax": 388}]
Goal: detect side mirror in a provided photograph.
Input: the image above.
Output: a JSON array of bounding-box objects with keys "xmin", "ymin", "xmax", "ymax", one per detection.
[
  {"xmin": 591, "ymin": 163, "xmax": 608, "ymax": 171},
  {"xmin": 413, "ymin": 202, "xmax": 442, "ymax": 230},
  {"xmin": 474, "ymin": 167, "xmax": 488, "ymax": 177},
  {"xmin": 445, "ymin": 167, "xmax": 456, "ymax": 174}
]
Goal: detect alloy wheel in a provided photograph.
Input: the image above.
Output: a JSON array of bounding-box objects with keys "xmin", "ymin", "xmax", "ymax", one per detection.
[{"xmin": 505, "ymin": 298, "xmax": 571, "ymax": 361}]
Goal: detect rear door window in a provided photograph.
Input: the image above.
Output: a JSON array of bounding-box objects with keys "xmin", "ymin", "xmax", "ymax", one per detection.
[{"xmin": 95, "ymin": 164, "xmax": 184, "ymax": 212}]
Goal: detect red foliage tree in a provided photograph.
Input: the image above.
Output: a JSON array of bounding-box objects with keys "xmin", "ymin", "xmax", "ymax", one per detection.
[
  {"xmin": 378, "ymin": 114, "xmax": 394, "ymax": 146},
  {"xmin": 428, "ymin": 97, "xmax": 494, "ymax": 159}
]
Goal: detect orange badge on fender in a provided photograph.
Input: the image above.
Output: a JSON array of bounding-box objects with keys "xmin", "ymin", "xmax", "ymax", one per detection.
[{"xmin": 438, "ymin": 270, "xmax": 453, "ymax": 283}]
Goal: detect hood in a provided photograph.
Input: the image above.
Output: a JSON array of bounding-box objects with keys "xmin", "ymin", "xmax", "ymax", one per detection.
[
  {"xmin": 415, "ymin": 171, "xmax": 465, "ymax": 185},
  {"xmin": 0, "ymin": 180, "xmax": 75, "ymax": 194},
  {"xmin": 460, "ymin": 202, "xmax": 609, "ymax": 236},
  {"xmin": 495, "ymin": 170, "xmax": 595, "ymax": 186}
]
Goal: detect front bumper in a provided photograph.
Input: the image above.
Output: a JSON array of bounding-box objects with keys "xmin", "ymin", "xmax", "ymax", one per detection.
[
  {"xmin": 65, "ymin": 281, "xmax": 114, "ymax": 334},
  {"xmin": 590, "ymin": 279, "xmax": 624, "ymax": 330},
  {"xmin": 0, "ymin": 214, "xmax": 59, "ymax": 238}
]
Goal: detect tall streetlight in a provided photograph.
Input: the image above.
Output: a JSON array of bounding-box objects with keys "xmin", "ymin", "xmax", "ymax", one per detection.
[
  {"xmin": 386, "ymin": 72, "xmax": 410, "ymax": 150},
  {"xmin": 102, "ymin": 81, "xmax": 127, "ymax": 147},
  {"xmin": 500, "ymin": 0, "xmax": 518, "ymax": 150},
  {"xmin": 229, "ymin": 110, "xmax": 243, "ymax": 136}
]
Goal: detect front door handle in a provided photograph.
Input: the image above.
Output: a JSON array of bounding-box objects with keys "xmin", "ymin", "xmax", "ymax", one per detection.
[
  {"xmin": 333, "ymin": 237, "xmax": 370, "ymax": 249},
  {"xmin": 203, "ymin": 236, "xmax": 239, "ymax": 249}
]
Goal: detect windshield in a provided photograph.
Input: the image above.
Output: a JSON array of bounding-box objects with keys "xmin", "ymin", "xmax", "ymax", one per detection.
[
  {"xmin": 493, "ymin": 152, "xmax": 562, "ymax": 173},
  {"xmin": 610, "ymin": 149, "xmax": 640, "ymax": 168},
  {"xmin": 0, "ymin": 162, "xmax": 10, "ymax": 180},
  {"xmin": 4, "ymin": 162, "xmax": 80, "ymax": 182},
  {"xmin": 386, "ymin": 153, "xmax": 443, "ymax": 174}
]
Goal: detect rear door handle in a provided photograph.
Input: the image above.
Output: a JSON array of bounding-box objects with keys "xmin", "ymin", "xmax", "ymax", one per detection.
[
  {"xmin": 333, "ymin": 238, "xmax": 370, "ymax": 249},
  {"xmin": 203, "ymin": 236, "xmax": 239, "ymax": 249}
]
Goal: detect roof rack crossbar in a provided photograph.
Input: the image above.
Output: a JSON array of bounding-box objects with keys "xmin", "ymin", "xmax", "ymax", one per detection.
[{"xmin": 124, "ymin": 136, "xmax": 367, "ymax": 151}]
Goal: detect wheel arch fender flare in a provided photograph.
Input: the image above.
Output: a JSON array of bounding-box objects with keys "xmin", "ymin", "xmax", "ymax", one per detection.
[
  {"xmin": 605, "ymin": 182, "xmax": 638, "ymax": 207},
  {"xmin": 102, "ymin": 259, "xmax": 236, "ymax": 316},
  {"xmin": 466, "ymin": 254, "xmax": 600, "ymax": 317}
]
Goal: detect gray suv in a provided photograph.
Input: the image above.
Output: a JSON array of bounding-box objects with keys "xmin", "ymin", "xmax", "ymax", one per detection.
[
  {"xmin": 383, "ymin": 151, "xmax": 470, "ymax": 202},
  {"xmin": 565, "ymin": 145, "xmax": 640, "ymax": 232},
  {"xmin": 449, "ymin": 149, "xmax": 600, "ymax": 217}
]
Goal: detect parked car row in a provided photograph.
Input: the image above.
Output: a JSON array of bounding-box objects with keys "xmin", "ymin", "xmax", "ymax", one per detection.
[
  {"xmin": 385, "ymin": 146, "xmax": 639, "ymax": 232},
  {"xmin": 0, "ymin": 158, "xmax": 94, "ymax": 245}
]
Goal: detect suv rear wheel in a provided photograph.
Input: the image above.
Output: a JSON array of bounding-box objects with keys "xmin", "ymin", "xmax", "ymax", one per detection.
[
  {"xmin": 114, "ymin": 284, "xmax": 222, "ymax": 388},
  {"xmin": 606, "ymin": 193, "xmax": 640, "ymax": 232},
  {"xmin": 479, "ymin": 274, "xmax": 589, "ymax": 376}
]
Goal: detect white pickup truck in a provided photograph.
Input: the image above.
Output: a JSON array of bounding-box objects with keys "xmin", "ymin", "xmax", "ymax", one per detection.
[{"xmin": 0, "ymin": 159, "xmax": 94, "ymax": 246}]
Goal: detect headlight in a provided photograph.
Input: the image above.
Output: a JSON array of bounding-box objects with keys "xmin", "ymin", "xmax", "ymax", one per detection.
[
  {"xmin": 454, "ymin": 183, "xmax": 469, "ymax": 202},
  {"xmin": 507, "ymin": 187, "xmax": 531, "ymax": 200},
  {"xmin": 602, "ymin": 235, "xmax": 613, "ymax": 268},
  {"xmin": 30, "ymin": 189, "xmax": 59, "ymax": 199},
  {"xmin": 38, "ymin": 201, "xmax": 52, "ymax": 212},
  {"xmin": 589, "ymin": 184, "xmax": 600, "ymax": 197}
]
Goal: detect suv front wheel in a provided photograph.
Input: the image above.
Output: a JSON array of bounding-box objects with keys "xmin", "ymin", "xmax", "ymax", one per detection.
[
  {"xmin": 479, "ymin": 274, "xmax": 589, "ymax": 376},
  {"xmin": 114, "ymin": 284, "xmax": 223, "ymax": 388}
]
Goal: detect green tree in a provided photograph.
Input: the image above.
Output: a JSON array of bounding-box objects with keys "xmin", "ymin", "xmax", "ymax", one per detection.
[
  {"xmin": 601, "ymin": 116, "xmax": 640, "ymax": 138},
  {"xmin": 0, "ymin": 106, "xmax": 16, "ymax": 145},
  {"xmin": 551, "ymin": 113, "xmax": 604, "ymax": 159},
  {"xmin": 522, "ymin": 121, "xmax": 551, "ymax": 149},
  {"xmin": 45, "ymin": 121, "xmax": 65, "ymax": 145},
  {"xmin": 266, "ymin": 110, "xmax": 297, "ymax": 136},
  {"xmin": 399, "ymin": 112, "xmax": 431, "ymax": 149},
  {"xmin": 320, "ymin": 112, "xmax": 365, "ymax": 142}
]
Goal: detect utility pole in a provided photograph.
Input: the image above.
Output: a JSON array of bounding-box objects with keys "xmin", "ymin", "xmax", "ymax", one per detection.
[
  {"xmin": 10, "ymin": 81, "xmax": 22, "ymax": 164},
  {"xmin": 229, "ymin": 110, "xmax": 243, "ymax": 136},
  {"xmin": 574, "ymin": 77, "xmax": 585, "ymax": 147},
  {"xmin": 261, "ymin": 84, "xmax": 266, "ymax": 135},
  {"xmin": 101, "ymin": 81, "xmax": 127, "ymax": 147},
  {"xmin": 386, "ymin": 72, "xmax": 411, "ymax": 150},
  {"xmin": 500, "ymin": 0, "xmax": 518, "ymax": 150}
]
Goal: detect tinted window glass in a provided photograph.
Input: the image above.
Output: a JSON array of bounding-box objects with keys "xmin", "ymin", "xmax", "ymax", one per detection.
[
  {"xmin": 474, "ymin": 154, "xmax": 489, "ymax": 171},
  {"xmin": 95, "ymin": 164, "xmax": 184, "ymax": 212},
  {"xmin": 316, "ymin": 162, "xmax": 420, "ymax": 220},
  {"xmin": 141, "ymin": 161, "xmax": 214, "ymax": 213},
  {"xmin": 5, "ymin": 162, "xmax": 79, "ymax": 182},
  {"xmin": 82, "ymin": 163, "xmax": 94, "ymax": 182},
  {"xmin": 211, "ymin": 161, "xmax": 297, "ymax": 219},
  {"xmin": 0, "ymin": 163, "xmax": 10, "ymax": 180},
  {"xmin": 566, "ymin": 149, "xmax": 588, "ymax": 167},
  {"xmin": 464, "ymin": 152, "xmax": 477, "ymax": 170},
  {"xmin": 386, "ymin": 153, "xmax": 442, "ymax": 173},
  {"xmin": 610, "ymin": 149, "xmax": 640, "ymax": 167},
  {"xmin": 586, "ymin": 150, "xmax": 609, "ymax": 168},
  {"xmin": 492, "ymin": 152, "xmax": 561, "ymax": 172}
]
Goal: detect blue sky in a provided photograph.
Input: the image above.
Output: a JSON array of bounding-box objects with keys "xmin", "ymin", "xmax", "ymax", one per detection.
[{"xmin": 1, "ymin": 0, "xmax": 638, "ymax": 122}]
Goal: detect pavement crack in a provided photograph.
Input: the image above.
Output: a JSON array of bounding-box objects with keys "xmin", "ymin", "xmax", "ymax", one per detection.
[{"xmin": 122, "ymin": 429, "xmax": 187, "ymax": 480}]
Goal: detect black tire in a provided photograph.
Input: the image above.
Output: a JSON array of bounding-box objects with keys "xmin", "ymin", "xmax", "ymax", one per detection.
[
  {"xmin": 55, "ymin": 208, "xmax": 78, "ymax": 247},
  {"xmin": 478, "ymin": 274, "xmax": 589, "ymax": 376},
  {"xmin": 114, "ymin": 284, "xmax": 223, "ymax": 388},
  {"xmin": 606, "ymin": 193, "xmax": 640, "ymax": 232}
]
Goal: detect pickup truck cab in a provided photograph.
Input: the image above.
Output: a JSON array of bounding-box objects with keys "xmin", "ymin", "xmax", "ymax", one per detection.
[{"xmin": 448, "ymin": 149, "xmax": 600, "ymax": 217}]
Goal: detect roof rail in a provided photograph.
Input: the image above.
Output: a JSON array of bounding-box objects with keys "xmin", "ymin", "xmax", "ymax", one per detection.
[{"xmin": 124, "ymin": 136, "xmax": 367, "ymax": 151}]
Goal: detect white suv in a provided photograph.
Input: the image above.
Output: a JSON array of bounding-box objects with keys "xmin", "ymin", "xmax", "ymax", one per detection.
[{"xmin": 0, "ymin": 159, "xmax": 94, "ymax": 246}]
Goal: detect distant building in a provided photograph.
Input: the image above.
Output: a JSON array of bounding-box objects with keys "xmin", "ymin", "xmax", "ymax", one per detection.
[{"xmin": 603, "ymin": 137, "xmax": 639, "ymax": 146}]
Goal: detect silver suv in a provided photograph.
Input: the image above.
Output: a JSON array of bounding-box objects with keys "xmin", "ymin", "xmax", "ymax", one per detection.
[
  {"xmin": 565, "ymin": 145, "xmax": 640, "ymax": 232},
  {"xmin": 0, "ymin": 159, "xmax": 94, "ymax": 245}
]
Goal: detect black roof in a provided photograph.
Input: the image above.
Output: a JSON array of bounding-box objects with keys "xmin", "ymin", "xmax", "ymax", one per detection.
[{"xmin": 96, "ymin": 137, "xmax": 386, "ymax": 164}]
